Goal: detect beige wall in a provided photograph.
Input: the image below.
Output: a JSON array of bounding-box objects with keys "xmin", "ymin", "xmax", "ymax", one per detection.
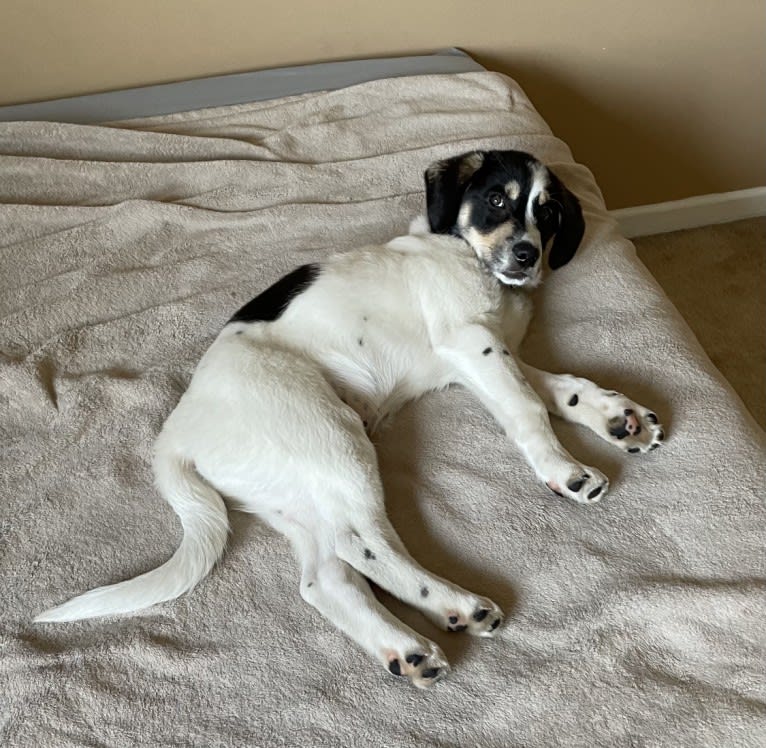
[{"xmin": 1, "ymin": 0, "xmax": 764, "ymax": 209}]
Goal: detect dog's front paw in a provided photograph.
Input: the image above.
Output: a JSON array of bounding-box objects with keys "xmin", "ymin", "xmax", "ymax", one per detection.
[
  {"xmin": 547, "ymin": 465, "xmax": 609, "ymax": 504},
  {"xmin": 602, "ymin": 395, "xmax": 665, "ymax": 454},
  {"xmin": 384, "ymin": 641, "xmax": 450, "ymax": 689}
]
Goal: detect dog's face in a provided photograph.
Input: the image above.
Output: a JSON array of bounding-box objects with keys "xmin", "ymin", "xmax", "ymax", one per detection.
[{"xmin": 424, "ymin": 150, "xmax": 585, "ymax": 287}]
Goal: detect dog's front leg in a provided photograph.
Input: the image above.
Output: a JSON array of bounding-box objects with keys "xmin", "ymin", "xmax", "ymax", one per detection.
[
  {"xmin": 437, "ymin": 324, "xmax": 609, "ymax": 503},
  {"xmin": 517, "ymin": 363, "xmax": 665, "ymax": 455}
]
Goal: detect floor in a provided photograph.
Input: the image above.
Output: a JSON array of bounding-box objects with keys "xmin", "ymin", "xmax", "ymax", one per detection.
[{"xmin": 633, "ymin": 217, "xmax": 765, "ymax": 430}]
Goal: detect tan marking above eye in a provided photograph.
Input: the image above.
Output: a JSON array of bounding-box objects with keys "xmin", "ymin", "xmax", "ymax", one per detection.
[{"xmin": 505, "ymin": 181, "xmax": 521, "ymax": 201}]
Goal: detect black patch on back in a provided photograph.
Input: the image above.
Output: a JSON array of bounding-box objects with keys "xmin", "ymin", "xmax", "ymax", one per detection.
[{"xmin": 228, "ymin": 263, "xmax": 320, "ymax": 323}]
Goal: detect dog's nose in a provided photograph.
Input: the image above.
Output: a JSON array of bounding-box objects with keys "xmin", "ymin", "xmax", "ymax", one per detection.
[{"xmin": 512, "ymin": 242, "xmax": 539, "ymax": 268}]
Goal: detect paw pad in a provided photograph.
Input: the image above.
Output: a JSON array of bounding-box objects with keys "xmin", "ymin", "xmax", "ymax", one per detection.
[
  {"xmin": 567, "ymin": 476, "xmax": 586, "ymax": 492},
  {"xmin": 385, "ymin": 647, "xmax": 449, "ymax": 689},
  {"xmin": 443, "ymin": 601, "xmax": 504, "ymax": 637},
  {"xmin": 603, "ymin": 398, "xmax": 666, "ymax": 454},
  {"xmin": 550, "ymin": 468, "xmax": 608, "ymax": 504}
]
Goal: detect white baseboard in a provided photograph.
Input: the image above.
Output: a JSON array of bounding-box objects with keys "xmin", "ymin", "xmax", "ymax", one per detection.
[{"xmin": 609, "ymin": 187, "xmax": 766, "ymax": 238}]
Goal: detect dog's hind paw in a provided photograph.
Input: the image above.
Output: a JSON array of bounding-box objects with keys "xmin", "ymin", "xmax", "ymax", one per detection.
[
  {"xmin": 384, "ymin": 641, "xmax": 450, "ymax": 689},
  {"xmin": 441, "ymin": 598, "xmax": 504, "ymax": 637}
]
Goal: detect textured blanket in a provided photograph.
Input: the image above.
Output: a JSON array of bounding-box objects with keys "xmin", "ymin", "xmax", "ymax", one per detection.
[{"xmin": 1, "ymin": 72, "xmax": 764, "ymax": 747}]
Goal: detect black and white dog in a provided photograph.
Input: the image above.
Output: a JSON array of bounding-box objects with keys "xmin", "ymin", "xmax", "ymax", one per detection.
[{"xmin": 35, "ymin": 150, "xmax": 664, "ymax": 688}]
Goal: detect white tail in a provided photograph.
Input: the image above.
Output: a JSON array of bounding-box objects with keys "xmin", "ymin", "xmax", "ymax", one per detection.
[{"xmin": 34, "ymin": 449, "xmax": 229, "ymax": 623}]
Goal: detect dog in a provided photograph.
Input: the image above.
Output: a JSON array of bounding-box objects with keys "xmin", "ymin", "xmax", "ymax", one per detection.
[{"xmin": 35, "ymin": 150, "xmax": 664, "ymax": 688}]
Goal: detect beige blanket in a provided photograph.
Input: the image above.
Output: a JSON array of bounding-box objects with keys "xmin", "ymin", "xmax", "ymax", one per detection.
[{"xmin": 2, "ymin": 72, "xmax": 765, "ymax": 747}]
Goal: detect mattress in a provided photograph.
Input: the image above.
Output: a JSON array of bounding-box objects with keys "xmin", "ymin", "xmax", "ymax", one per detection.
[{"xmin": 1, "ymin": 55, "xmax": 764, "ymax": 747}]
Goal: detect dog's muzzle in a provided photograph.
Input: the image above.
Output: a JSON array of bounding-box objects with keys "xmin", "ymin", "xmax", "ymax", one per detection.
[{"xmin": 490, "ymin": 241, "xmax": 541, "ymax": 286}]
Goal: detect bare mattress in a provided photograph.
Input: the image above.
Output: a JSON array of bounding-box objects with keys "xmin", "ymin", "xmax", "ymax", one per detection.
[{"xmin": 1, "ymin": 55, "xmax": 765, "ymax": 747}]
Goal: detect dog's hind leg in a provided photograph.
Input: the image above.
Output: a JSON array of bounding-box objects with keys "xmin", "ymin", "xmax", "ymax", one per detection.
[
  {"xmin": 332, "ymin": 497, "xmax": 504, "ymax": 637},
  {"xmin": 275, "ymin": 517, "xmax": 449, "ymax": 689},
  {"xmin": 518, "ymin": 363, "xmax": 665, "ymax": 456}
]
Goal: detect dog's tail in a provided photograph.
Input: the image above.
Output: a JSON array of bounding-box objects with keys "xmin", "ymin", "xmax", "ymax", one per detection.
[{"xmin": 34, "ymin": 448, "xmax": 229, "ymax": 623}]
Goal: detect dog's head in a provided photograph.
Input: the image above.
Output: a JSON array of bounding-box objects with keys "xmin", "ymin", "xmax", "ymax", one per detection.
[{"xmin": 424, "ymin": 150, "xmax": 585, "ymax": 287}]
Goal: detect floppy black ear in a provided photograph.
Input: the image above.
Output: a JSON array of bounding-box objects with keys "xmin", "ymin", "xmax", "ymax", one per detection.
[
  {"xmin": 424, "ymin": 151, "xmax": 485, "ymax": 234},
  {"xmin": 547, "ymin": 172, "xmax": 585, "ymax": 270}
]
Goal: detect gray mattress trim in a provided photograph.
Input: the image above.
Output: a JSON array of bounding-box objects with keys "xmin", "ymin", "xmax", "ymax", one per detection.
[{"xmin": 0, "ymin": 48, "xmax": 484, "ymax": 124}]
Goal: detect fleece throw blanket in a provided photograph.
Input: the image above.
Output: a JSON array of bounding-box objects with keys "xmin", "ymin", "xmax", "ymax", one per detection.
[{"xmin": 1, "ymin": 72, "xmax": 764, "ymax": 748}]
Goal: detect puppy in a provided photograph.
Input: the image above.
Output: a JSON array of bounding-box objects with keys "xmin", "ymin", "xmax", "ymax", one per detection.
[{"xmin": 35, "ymin": 150, "xmax": 664, "ymax": 688}]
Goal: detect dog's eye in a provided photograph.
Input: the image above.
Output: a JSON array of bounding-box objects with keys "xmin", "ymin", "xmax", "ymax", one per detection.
[
  {"xmin": 537, "ymin": 205, "xmax": 555, "ymax": 223},
  {"xmin": 489, "ymin": 193, "xmax": 506, "ymax": 209}
]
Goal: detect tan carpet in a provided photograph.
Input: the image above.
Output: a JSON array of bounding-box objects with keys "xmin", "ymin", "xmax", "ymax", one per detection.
[{"xmin": 634, "ymin": 217, "xmax": 766, "ymax": 429}]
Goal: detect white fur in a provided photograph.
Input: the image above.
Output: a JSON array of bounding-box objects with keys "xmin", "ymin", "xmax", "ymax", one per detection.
[{"xmin": 35, "ymin": 206, "xmax": 663, "ymax": 687}]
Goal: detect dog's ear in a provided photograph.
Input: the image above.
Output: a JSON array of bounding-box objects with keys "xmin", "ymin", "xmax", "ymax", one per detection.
[
  {"xmin": 424, "ymin": 151, "xmax": 485, "ymax": 234},
  {"xmin": 547, "ymin": 172, "xmax": 585, "ymax": 270}
]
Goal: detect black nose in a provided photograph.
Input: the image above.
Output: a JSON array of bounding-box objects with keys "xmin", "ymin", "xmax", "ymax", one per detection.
[{"xmin": 512, "ymin": 242, "xmax": 539, "ymax": 268}]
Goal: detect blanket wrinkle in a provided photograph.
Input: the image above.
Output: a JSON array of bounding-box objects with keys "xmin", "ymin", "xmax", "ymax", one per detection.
[
  {"xmin": 2, "ymin": 71, "xmax": 765, "ymax": 748},
  {"xmin": 622, "ymin": 652, "xmax": 766, "ymax": 712},
  {"xmin": 33, "ymin": 357, "xmax": 59, "ymax": 410},
  {"xmin": 4, "ymin": 284, "xmax": 230, "ymax": 360}
]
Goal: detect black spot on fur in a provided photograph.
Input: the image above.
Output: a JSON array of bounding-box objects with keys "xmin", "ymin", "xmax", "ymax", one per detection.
[
  {"xmin": 628, "ymin": 447, "xmax": 640, "ymax": 454},
  {"xmin": 448, "ymin": 615, "xmax": 459, "ymax": 624},
  {"xmin": 420, "ymin": 587, "xmax": 429, "ymax": 598},
  {"xmin": 228, "ymin": 264, "xmax": 320, "ymax": 323},
  {"xmin": 235, "ymin": 330, "xmax": 243, "ymax": 335},
  {"xmin": 482, "ymin": 347, "xmax": 492, "ymax": 355},
  {"xmin": 472, "ymin": 609, "xmax": 489, "ymax": 622},
  {"xmin": 490, "ymin": 618, "xmax": 501, "ymax": 631},
  {"xmin": 587, "ymin": 486, "xmax": 603, "ymax": 500},
  {"xmin": 657, "ymin": 430, "xmax": 665, "ymax": 441},
  {"xmin": 624, "ymin": 408, "xmax": 634, "ymax": 416},
  {"xmin": 306, "ymin": 582, "xmax": 314, "ymax": 588},
  {"xmin": 568, "ymin": 394, "xmax": 579, "ymax": 406},
  {"xmin": 567, "ymin": 477, "xmax": 585, "ymax": 493},
  {"xmin": 647, "ymin": 413, "xmax": 658, "ymax": 424},
  {"xmin": 502, "ymin": 349, "xmax": 510, "ymax": 356},
  {"xmin": 358, "ymin": 338, "xmax": 363, "ymax": 346},
  {"xmin": 449, "ymin": 624, "xmax": 468, "ymax": 632},
  {"xmin": 364, "ymin": 548, "xmax": 376, "ymax": 560},
  {"xmin": 389, "ymin": 659, "xmax": 402, "ymax": 676},
  {"xmin": 422, "ymin": 668, "xmax": 440, "ymax": 679},
  {"xmin": 406, "ymin": 654, "xmax": 424, "ymax": 666}
]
